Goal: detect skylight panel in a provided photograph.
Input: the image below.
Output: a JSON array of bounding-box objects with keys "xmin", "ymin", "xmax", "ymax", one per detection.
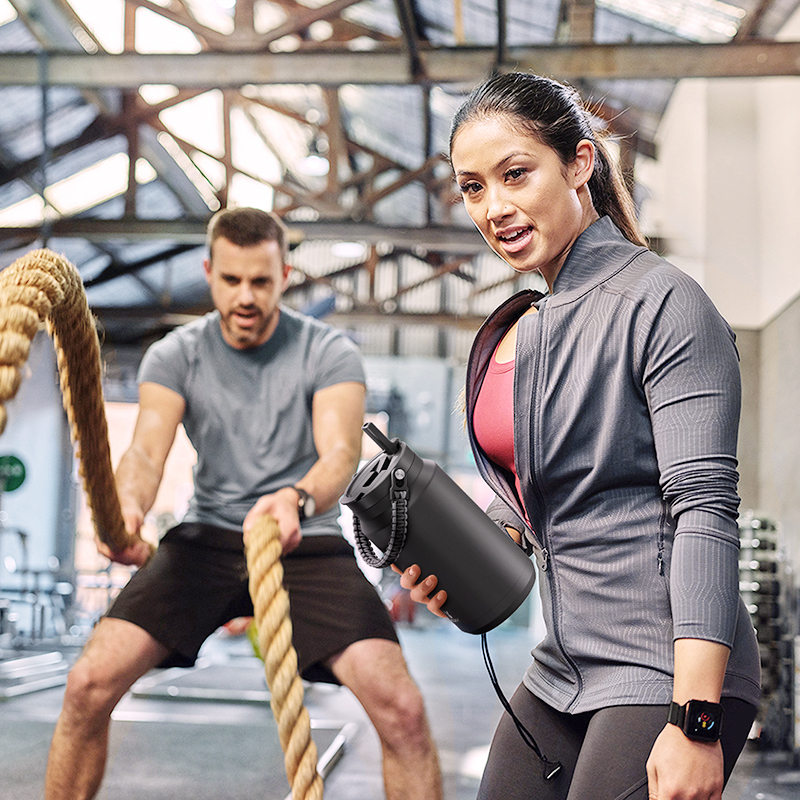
[
  {"xmin": 134, "ymin": 7, "xmax": 203, "ymax": 53},
  {"xmin": 229, "ymin": 172, "xmax": 275, "ymax": 210},
  {"xmin": 342, "ymin": 0, "xmax": 402, "ymax": 38},
  {"xmin": 159, "ymin": 91, "xmax": 225, "ymax": 158},
  {"xmin": 46, "ymin": 153, "xmax": 156, "ymax": 215},
  {"xmin": 0, "ymin": 153, "xmax": 157, "ymax": 224},
  {"xmin": 68, "ymin": 0, "xmax": 124, "ymax": 52},
  {"xmin": 0, "ymin": 195, "xmax": 45, "ymax": 226},
  {"xmin": 0, "ymin": 0, "xmax": 17, "ymax": 27},
  {"xmin": 183, "ymin": 0, "xmax": 235, "ymax": 35},
  {"xmin": 597, "ymin": 0, "xmax": 746, "ymax": 41},
  {"xmin": 68, "ymin": 0, "xmax": 202, "ymax": 53}
]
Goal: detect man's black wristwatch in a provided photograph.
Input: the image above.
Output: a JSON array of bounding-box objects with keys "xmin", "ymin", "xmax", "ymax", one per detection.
[
  {"xmin": 667, "ymin": 699, "xmax": 724, "ymax": 742},
  {"xmin": 293, "ymin": 486, "xmax": 316, "ymax": 521}
]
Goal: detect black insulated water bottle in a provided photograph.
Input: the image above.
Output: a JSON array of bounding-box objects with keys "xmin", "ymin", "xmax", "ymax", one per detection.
[{"xmin": 341, "ymin": 423, "xmax": 535, "ymax": 635}]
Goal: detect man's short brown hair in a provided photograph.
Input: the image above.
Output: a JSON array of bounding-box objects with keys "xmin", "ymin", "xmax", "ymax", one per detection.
[{"xmin": 206, "ymin": 207, "xmax": 289, "ymax": 261}]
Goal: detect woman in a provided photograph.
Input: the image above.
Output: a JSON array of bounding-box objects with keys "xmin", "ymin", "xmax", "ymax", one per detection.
[{"xmin": 398, "ymin": 72, "xmax": 760, "ymax": 800}]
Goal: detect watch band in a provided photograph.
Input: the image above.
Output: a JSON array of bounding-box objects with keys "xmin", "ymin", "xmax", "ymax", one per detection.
[
  {"xmin": 293, "ymin": 486, "xmax": 315, "ymax": 521},
  {"xmin": 667, "ymin": 700, "xmax": 723, "ymax": 742},
  {"xmin": 667, "ymin": 701, "xmax": 686, "ymax": 728}
]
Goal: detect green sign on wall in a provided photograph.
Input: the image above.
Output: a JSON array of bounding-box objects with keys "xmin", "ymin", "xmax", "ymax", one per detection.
[{"xmin": 0, "ymin": 454, "xmax": 26, "ymax": 492}]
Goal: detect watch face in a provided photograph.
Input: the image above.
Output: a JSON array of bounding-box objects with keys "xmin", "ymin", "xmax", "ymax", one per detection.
[
  {"xmin": 296, "ymin": 487, "xmax": 315, "ymax": 520},
  {"xmin": 685, "ymin": 700, "xmax": 723, "ymax": 741}
]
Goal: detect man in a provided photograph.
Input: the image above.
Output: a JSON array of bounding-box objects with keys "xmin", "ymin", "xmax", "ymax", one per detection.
[{"xmin": 44, "ymin": 207, "xmax": 443, "ymax": 800}]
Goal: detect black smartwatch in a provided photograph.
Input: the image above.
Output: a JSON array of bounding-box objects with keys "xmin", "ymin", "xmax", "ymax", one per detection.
[
  {"xmin": 293, "ymin": 486, "xmax": 316, "ymax": 521},
  {"xmin": 667, "ymin": 700, "xmax": 724, "ymax": 742}
]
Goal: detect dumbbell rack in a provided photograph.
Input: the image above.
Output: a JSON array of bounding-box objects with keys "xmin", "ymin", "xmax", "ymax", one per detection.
[
  {"xmin": 738, "ymin": 511, "xmax": 796, "ymax": 751},
  {"xmin": 0, "ymin": 519, "xmax": 76, "ymax": 699}
]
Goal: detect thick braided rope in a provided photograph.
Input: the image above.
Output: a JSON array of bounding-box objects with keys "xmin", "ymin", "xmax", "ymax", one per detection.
[
  {"xmin": 0, "ymin": 248, "xmax": 133, "ymax": 552},
  {"xmin": 246, "ymin": 515, "xmax": 323, "ymax": 800}
]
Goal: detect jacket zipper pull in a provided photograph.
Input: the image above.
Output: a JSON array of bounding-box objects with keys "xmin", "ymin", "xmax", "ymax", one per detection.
[{"xmin": 541, "ymin": 548, "xmax": 550, "ymax": 572}]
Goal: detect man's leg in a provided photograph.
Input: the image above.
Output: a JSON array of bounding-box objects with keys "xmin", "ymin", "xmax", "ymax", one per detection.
[
  {"xmin": 45, "ymin": 617, "xmax": 169, "ymax": 800},
  {"xmin": 329, "ymin": 638, "xmax": 443, "ymax": 800}
]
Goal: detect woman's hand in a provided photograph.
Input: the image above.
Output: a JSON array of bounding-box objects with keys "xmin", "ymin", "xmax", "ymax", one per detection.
[
  {"xmin": 391, "ymin": 564, "xmax": 448, "ymax": 618},
  {"xmin": 646, "ymin": 723, "xmax": 724, "ymax": 800},
  {"xmin": 649, "ymin": 639, "xmax": 729, "ymax": 798}
]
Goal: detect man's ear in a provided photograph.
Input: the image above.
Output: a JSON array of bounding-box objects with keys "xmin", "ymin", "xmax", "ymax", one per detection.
[
  {"xmin": 572, "ymin": 139, "xmax": 596, "ymax": 189},
  {"xmin": 203, "ymin": 258, "xmax": 212, "ymax": 283},
  {"xmin": 282, "ymin": 262, "xmax": 292, "ymax": 290}
]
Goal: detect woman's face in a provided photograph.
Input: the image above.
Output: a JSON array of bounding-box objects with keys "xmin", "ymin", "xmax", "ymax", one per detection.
[{"xmin": 451, "ymin": 114, "xmax": 596, "ymax": 286}]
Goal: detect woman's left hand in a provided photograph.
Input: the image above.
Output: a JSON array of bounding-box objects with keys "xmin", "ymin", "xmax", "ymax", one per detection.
[
  {"xmin": 646, "ymin": 724, "xmax": 724, "ymax": 800},
  {"xmin": 391, "ymin": 564, "xmax": 448, "ymax": 617}
]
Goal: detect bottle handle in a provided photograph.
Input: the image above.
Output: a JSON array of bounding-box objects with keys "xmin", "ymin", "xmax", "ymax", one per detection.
[{"xmin": 353, "ymin": 468, "xmax": 408, "ymax": 568}]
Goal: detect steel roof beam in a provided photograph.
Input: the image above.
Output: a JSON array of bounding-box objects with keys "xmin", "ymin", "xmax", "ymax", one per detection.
[
  {"xmin": 82, "ymin": 243, "xmax": 200, "ymax": 288},
  {"xmin": 0, "ymin": 219, "xmax": 486, "ymax": 253},
  {"xmin": 2, "ymin": 41, "xmax": 800, "ymax": 87},
  {"xmin": 734, "ymin": 0, "xmax": 777, "ymax": 40},
  {"xmin": 557, "ymin": 0, "xmax": 596, "ymax": 44},
  {"xmin": 393, "ymin": 0, "xmax": 425, "ymax": 79},
  {"xmin": 496, "ymin": 0, "xmax": 507, "ymax": 67},
  {"xmin": 89, "ymin": 305, "xmax": 489, "ymax": 330}
]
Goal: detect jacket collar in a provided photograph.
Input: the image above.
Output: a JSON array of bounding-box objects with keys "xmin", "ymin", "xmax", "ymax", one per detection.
[{"xmin": 549, "ymin": 216, "xmax": 646, "ymax": 303}]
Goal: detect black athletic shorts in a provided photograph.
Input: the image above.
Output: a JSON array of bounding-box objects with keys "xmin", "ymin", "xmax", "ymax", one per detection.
[{"xmin": 106, "ymin": 522, "xmax": 399, "ymax": 684}]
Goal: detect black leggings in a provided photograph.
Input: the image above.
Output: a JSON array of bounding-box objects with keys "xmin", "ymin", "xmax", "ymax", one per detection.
[{"xmin": 477, "ymin": 686, "xmax": 756, "ymax": 800}]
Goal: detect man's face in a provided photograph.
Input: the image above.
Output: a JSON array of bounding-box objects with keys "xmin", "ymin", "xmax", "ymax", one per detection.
[{"xmin": 204, "ymin": 236, "xmax": 291, "ymax": 349}]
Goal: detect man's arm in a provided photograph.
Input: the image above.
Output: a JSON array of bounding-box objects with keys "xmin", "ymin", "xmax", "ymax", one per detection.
[
  {"xmin": 104, "ymin": 381, "xmax": 185, "ymax": 566},
  {"xmin": 302, "ymin": 380, "xmax": 367, "ymax": 512},
  {"xmin": 244, "ymin": 380, "xmax": 366, "ymax": 553}
]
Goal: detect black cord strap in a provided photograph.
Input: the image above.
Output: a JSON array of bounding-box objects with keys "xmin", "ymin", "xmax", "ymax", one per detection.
[
  {"xmin": 481, "ymin": 633, "xmax": 562, "ymax": 781},
  {"xmin": 353, "ymin": 468, "xmax": 408, "ymax": 568}
]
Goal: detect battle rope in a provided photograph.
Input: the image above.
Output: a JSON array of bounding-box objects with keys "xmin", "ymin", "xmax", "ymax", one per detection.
[
  {"xmin": 246, "ymin": 515, "xmax": 323, "ymax": 800},
  {"xmin": 0, "ymin": 248, "xmax": 134, "ymax": 553},
  {"xmin": 0, "ymin": 248, "xmax": 323, "ymax": 799}
]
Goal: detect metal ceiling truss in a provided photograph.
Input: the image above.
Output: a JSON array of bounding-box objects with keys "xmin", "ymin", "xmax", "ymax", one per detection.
[
  {"xmin": 2, "ymin": 2, "xmax": 464, "ymax": 301},
  {"xmin": 7, "ymin": 1, "xmax": 459, "ymax": 223},
  {"xmin": 2, "ymin": 0, "xmax": 798, "ymax": 347},
  {"xmin": 82, "ymin": 243, "xmax": 495, "ymax": 349},
  {"xmin": 6, "ymin": 39, "xmax": 800, "ymax": 86}
]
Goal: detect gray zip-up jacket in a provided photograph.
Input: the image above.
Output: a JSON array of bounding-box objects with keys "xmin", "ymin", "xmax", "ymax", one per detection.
[{"xmin": 466, "ymin": 216, "xmax": 761, "ymax": 714}]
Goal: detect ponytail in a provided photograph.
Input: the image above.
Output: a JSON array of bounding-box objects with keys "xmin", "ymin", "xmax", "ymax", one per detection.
[{"xmin": 589, "ymin": 134, "xmax": 647, "ymax": 247}]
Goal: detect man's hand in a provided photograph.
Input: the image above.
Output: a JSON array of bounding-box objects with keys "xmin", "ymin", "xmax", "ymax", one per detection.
[
  {"xmin": 243, "ymin": 487, "xmax": 304, "ymax": 554},
  {"xmin": 96, "ymin": 535, "xmax": 154, "ymax": 568},
  {"xmin": 97, "ymin": 498, "xmax": 154, "ymax": 567}
]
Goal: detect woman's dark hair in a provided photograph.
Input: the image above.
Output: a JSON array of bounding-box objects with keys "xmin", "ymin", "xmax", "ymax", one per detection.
[
  {"xmin": 206, "ymin": 206, "xmax": 289, "ymax": 260},
  {"xmin": 450, "ymin": 72, "xmax": 646, "ymax": 247}
]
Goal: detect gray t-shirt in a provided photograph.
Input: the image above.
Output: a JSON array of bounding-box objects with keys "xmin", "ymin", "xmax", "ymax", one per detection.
[{"xmin": 138, "ymin": 306, "xmax": 366, "ymax": 534}]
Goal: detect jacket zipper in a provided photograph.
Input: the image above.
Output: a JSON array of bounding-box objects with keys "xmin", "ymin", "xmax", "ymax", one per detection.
[
  {"xmin": 656, "ymin": 500, "xmax": 668, "ymax": 576},
  {"xmin": 526, "ymin": 295, "xmax": 584, "ymax": 708}
]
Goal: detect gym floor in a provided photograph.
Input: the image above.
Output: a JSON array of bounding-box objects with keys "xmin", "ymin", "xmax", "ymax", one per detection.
[{"xmin": 1, "ymin": 612, "xmax": 799, "ymax": 800}]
